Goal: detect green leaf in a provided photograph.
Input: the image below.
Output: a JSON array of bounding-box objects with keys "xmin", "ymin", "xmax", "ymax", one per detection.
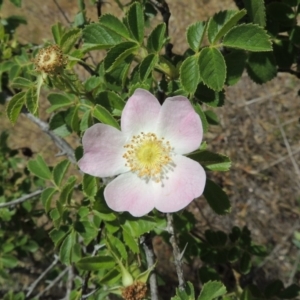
[
  {"xmin": 121, "ymin": 215, "xmax": 158, "ymax": 238},
  {"xmin": 279, "ymin": 284, "xmax": 300, "ymax": 299},
  {"xmin": 107, "ymin": 234, "xmax": 128, "ymax": 260},
  {"xmin": 82, "ymin": 24, "xmax": 122, "ymax": 49},
  {"xmin": 60, "ymin": 28, "xmax": 81, "ymax": 54},
  {"xmin": 28, "ymin": 155, "xmax": 52, "ymax": 180},
  {"xmin": 246, "ymin": 51, "xmax": 277, "ymax": 84},
  {"xmin": 53, "ymin": 160, "xmax": 71, "ymax": 187},
  {"xmin": 147, "ymin": 23, "xmax": 166, "ymax": 53},
  {"xmin": 6, "ymin": 92, "xmax": 25, "ymax": 124},
  {"xmin": 95, "ymin": 91, "xmax": 125, "ymax": 111},
  {"xmin": 126, "ymin": 2, "xmax": 144, "ymax": 44},
  {"xmin": 47, "ymin": 93, "xmax": 73, "ymax": 113},
  {"xmin": 99, "ymin": 14, "xmax": 130, "ymax": 39},
  {"xmin": 93, "ymin": 104, "xmax": 120, "ymax": 129},
  {"xmin": 59, "ymin": 231, "xmax": 77, "ymax": 265},
  {"xmin": 205, "ymin": 230, "xmax": 227, "ymax": 247},
  {"xmin": 49, "ymin": 226, "xmax": 70, "ymax": 247},
  {"xmin": 240, "ymin": 251, "xmax": 252, "ymax": 274},
  {"xmin": 59, "ymin": 176, "xmax": 76, "ymax": 205},
  {"xmin": 180, "ymin": 55, "xmax": 200, "ymax": 94},
  {"xmin": 171, "ymin": 282, "xmax": 195, "ymax": 300},
  {"xmin": 195, "ymin": 83, "xmax": 225, "ymax": 107},
  {"xmin": 1, "ymin": 254, "xmax": 18, "ymax": 268},
  {"xmin": 41, "ymin": 187, "xmax": 57, "ymax": 213},
  {"xmin": 9, "ymin": 0, "xmax": 22, "ymax": 7},
  {"xmin": 49, "ymin": 111, "xmax": 72, "ymax": 137},
  {"xmin": 199, "ymin": 48, "xmax": 226, "ymax": 91},
  {"xmin": 197, "ymin": 281, "xmax": 227, "ymax": 300},
  {"xmin": 11, "ymin": 77, "xmax": 33, "ymax": 89},
  {"xmin": 139, "ymin": 54, "xmax": 158, "ymax": 81},
  {"xmin": 25, "ymin": 87, "xmax": 38, "ymax": 115},
  {"xmin": 76, "ymin": 255, "xmax": 115, "ymax": 271},
  {"xmin": 80, "ymin": 110, "xmax": 93, "ymax": 132},
  {"xmin": 203, "ymin": 179, "xmax": 231, "ymax": 215},
  {"xmin": 225, "ymin": 50, "xmax": 247, "ymax": 86},
  {"xmin": 51, "ymin": 22, "xmax": 64, "ymax": 44},
  {"xmin": 244, "ymin": 0, "xmax": 266, "ymax": 27},
  {"xmin": 122, "ymin": 229, "xmax": 139, "ymax": 254},
  {"xmin": 208, "ymin": 10, "xmax": 247, "ymax": 44},
  {"xmin": 205, "ymin": 110, "xmax": 219, "ymax": 125},
  {"xmin": 223, "ymin": 24, "xmax": 272, "ymax": 52},
  {"xmin": 186, "ymin": 22, "xmax": 207, "ymax": 52},
  {"xmin": 193, "ymin": 103, "xmax": 208, "ymax": 133},
  {"xmin": 188, "ymin": 150, "xmax": 231, "ymax": 171},
  {"xmin": 66, "ymin": 106, "xmax": 80, "ymax": 132},
  {"xmin": 104, "ymin": 41, "xmax": 138, "ymax": 72},
  {"xmin": 82, "ymin": 174, "xmax": 97, "ymax": 199}
]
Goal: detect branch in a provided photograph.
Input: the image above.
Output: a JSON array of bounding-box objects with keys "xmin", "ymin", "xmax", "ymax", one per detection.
[
  {"xmin": 166, "ymin": 213, "xmax": 185, "ymax": 290},
  {"xmin": 141, "ymin": 234, "xmax": 159, "ymax": 300},
  {"xmin": 0, "ymin": 189, "xmax": 43, "ymax": 209},
  {"xmin": 26, "ymin": 255, "xmax": 59, "ymax": 297},
  {"xmin": 24, "ymin": 113, "xmax": 76, "ymax": 164},
  {"xmin": 35, "ymin": 267, "xmax": 69, "ymax": 299}
]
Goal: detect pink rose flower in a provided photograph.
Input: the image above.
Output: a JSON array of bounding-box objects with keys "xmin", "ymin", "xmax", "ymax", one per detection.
[{"xmin": 78, "ymin": 89, "xmax": 206, "ymax": 217}]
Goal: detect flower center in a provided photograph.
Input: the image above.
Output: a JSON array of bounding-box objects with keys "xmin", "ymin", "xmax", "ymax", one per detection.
[{"xmin": 123, "ymin": 132, "xmax": 173, "ymax": 183}]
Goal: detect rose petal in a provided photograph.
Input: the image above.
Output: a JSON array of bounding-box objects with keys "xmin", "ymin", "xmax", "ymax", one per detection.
[
  {"xmin": 156, "ymin": 96, "xmax": 203, "ymax": 154},
  {"xmin": 104, "ymin": 173, "xmax": 156, "ymax": 217},
  {"xmin": 78, "ymin": 123, "xmax": 128, "ymax": 177},
  {"xmin": 121, "ymin": 89, "xmax": 161, "ymax": 135},
  {"xmin": 154, "ymin": 155, "xmax": 206, "ymax": 213}
]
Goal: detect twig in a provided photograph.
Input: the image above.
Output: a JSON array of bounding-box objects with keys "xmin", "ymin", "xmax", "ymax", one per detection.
[
  {"xmin": 166, "ymin": 213, "xmax": 185, "ymax": 290},
  {"xmin": 64, "ymin": 266, "xmax": 74, "ymax": 300},
  {"xmin": 35, "ymin": 267, "xmax": 69, "ymax": 299},
  {"xmin": 25, "ymin": 113, "xmax": 76, "ymax": 164},
  {"xmin": 270, "ymin": 102, "xmax": 300, "ymax": 189},
  {"xmin": 0, "ymin": 189, "xmax": 43, "ymax": 209},
  {"xmin": 141, "ymin": 234, "xmax": 158, "ymax": 300},
  {"xmin": 26, "ymin": 255, "xmax": 60, "ymax": 297},
  {"xmin": 96, "ymin": 0, "xmax": 103, "ymax": 18},
  {"xmin": 52, "ymin": 0, "xmax": 71, "ymax": 24}
]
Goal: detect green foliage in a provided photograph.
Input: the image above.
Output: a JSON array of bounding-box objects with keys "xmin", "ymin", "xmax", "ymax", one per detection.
[
  {"xmin": 244, "ymin": 0, "xmax": 266, "ymax": 27},
  {"xmin": 223, "ymin": 24, "xmax": 272, "ymax": 51},
  {"xmin": 2, "ymin": 1, "xmax": 300, "ymax": 298},
  {"xmin": 203, "ymin": 179, "xmax": 231, "ymax": 215},
  {"xmin": 199, "ymin": 48, "xmax": 226, "ymax": 92}
]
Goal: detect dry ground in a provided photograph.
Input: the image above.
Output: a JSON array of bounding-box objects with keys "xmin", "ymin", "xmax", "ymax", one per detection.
[{"xmin": 1, "ymin": 0, "xmax": 300, "ymax": 298}]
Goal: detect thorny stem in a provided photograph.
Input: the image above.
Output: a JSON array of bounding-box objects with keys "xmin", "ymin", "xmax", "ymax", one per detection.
[
  {"xmin": 141, "ymin": 234, "xmax": 159, "ymax": 300},
  {"xmin": 166, "ymin": 213, "xmax": 185, "ymax": 291}
]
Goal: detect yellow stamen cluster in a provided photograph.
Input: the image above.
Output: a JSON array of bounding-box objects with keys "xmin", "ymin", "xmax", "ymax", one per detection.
[
  {"xmin": 121, "ymin": 281, "xmax": 147, "ymax": 300},
  {"xmin": 123, "ymin": 132, "xmax": 173, "ymax": 183},
  {"xmin": 34, "ymin": 45, "xmax": 67, "ymax": 75}
]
